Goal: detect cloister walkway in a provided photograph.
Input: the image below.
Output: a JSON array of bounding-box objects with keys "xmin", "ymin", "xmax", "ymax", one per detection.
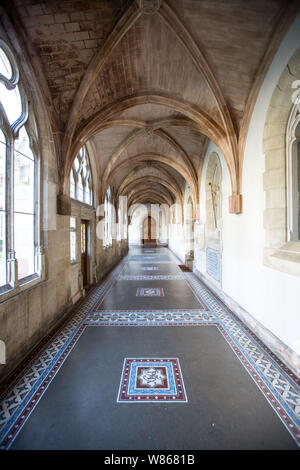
[{"xmin": 0, "ymin": 246, "xmax": 299, "ymax": 450}]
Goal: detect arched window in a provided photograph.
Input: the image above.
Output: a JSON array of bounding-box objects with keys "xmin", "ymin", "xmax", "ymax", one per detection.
[
  {"xmin": 286, "ymin": 103, "xmax": 300, "ymax": 241},
  {"xmin": 0, "ymin": 40, "xmax": 39, "ymax": 290},
  {"xmin": 69, "ymin": 145, "xmax": 93, "ymax": 206}
]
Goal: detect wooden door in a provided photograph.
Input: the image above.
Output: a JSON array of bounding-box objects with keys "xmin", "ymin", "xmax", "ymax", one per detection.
[
  {"xmin": 81, "ymin": 220, "xmax": 88, "ymax": 286},
  {"xmin": 143, "ymin": 216, "xmax": 156, "ymax": 243},
  {"xmin": 148, "ymin": 216, "xmax": 153, "ymax": 241}
]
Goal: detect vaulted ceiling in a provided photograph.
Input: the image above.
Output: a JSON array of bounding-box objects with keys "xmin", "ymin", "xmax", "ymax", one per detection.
[{"xmin": 2, "ymin": 0, "xmax": 299, "ymax": 212}]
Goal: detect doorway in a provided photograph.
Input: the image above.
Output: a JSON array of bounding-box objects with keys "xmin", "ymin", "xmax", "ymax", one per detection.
[{"xmin": 143, "ymin": 216, "xmax": 156, "ymax": 243}]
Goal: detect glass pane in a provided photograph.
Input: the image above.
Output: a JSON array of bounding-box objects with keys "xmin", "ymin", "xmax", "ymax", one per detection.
[
  {"xmin": 296, "ymin": 142, "xmax": 300, "ymax": 240},
  {"xmin": 83, "ymin": 188, "xmax": 90, "ymax": 205},
  {"xmin": 0, "ymin": 81, "xmax": 22, "ymax": 125},
  {"xmin": 82, "ymin": 164, "xmax": 87, "ymax": 179},
  {"xmin": 14, "ymin": 212, "xmax": 34, "ymax": 279},
  {"xmin": 14, "ymin": 152, "xmax": 34, "ymax": 214},
  {"xmin": 0, "ymin": 210, "xmax": 6, "ymax": 286},
  {"xmin": 74, "ymin": 156, "xmax": 80, "ymax": 172},
  {"xmin": 15, "ymin": 126, "xmax": 34, "ymax": 160},
  {"xmin": 0, "ymin": 47, "xmax": 12, "ymax": 80},
  {"xmin": 70, "ymin": 217, "xmax": 76, "ymax": 261},
  {"xmin": 77, "ymin": 175, "xmax": 84, "ymax": 202},
  {"xmin": 14, "ymin": 126, "xmax": 34, "ymax": 214},
  {"xmin": 70, "ymin": 170, "xmax": 75, "ymax": 199},
  {"xmin": 0, "ymin": 130, "xmax": 6, "ymax": 211},
  {"xmin": 70, "ymin": 216, "xmax": 76, "ymax": 230},
  {"xmin": 0, "ymin": 131, "xmax": 6, "ymax": 286},
  {"xmin": 70, "ymin": 232, "xmax": 76, "ymax": 261}
]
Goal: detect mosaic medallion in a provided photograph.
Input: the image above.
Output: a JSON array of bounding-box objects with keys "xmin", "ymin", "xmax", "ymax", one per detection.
[
  {"xmin": 136, "ymin": 287, "xmax": 164, "ymax": 296},
  {"xmin": 117, "ymin": 358, "xmax": 187, "ymax": 402}
]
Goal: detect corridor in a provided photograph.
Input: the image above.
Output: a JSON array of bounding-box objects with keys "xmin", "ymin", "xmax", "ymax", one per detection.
[{"xmin": 0, "ymin": 246, "xmax": 299, "ymax": 450}]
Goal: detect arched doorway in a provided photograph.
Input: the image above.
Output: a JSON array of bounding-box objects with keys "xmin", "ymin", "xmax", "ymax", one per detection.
[{"xmin": 143, "ymin": 216, "xmax": 156, "ymax": 244}]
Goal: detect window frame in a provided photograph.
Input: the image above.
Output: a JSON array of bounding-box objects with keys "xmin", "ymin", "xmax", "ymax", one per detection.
[
  {"xmin": 286, "ymin": 102, "xmax": 300, "ymax": 242},
  {"xmin": 0, "ymin": 39, "xmax": 41, "ymax": 298},
  {"xmin": 69, "ymin": 145, "xmax": 94, "ymax": 207},
  {"xmin": 70, "ymin": 216, "xmax": 77, "ymax": 264}
]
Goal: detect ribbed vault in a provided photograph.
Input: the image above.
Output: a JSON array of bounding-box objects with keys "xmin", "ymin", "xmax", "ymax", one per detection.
[{"xmin": 2, "ymin": 0, "xmax": 299, "ymax": 214}]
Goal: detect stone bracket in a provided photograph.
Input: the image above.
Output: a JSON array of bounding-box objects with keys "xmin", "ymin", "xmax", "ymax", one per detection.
[
  {"xmin": 57, "ymin": 194, "xmax": 71, "ymax": 215},
  {"xmin": 229, "ymin": 194, "xmax": 243, "ymax": 214}
]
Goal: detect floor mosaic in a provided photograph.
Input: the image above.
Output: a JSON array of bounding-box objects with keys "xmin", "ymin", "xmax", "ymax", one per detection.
[
  {"xmin": 85, "ymin": 309, "xmax": 217, "ymax": 325},
  {"xmin": 117, "ymin": 358, "xmax": 187, "ymax": 402},
  {"xmin": 130, "ymin": 261, "xmax": 173, "ymax": 264},
  {"xmin": 0, "ymin": 249, "xmax": 299, "ymax": 449},
  {"xmin": 119, "ymin": 275, "xmax": 183, "ymax": 280},
  {"xmin": 136, "ymin": 287, "xmax": 165, "ymax": 297},
  {"xmin": 141, "ymin": 267, "xmax": 159, "ymax": 271}
]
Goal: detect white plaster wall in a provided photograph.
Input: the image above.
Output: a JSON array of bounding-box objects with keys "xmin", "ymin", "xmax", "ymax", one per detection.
[
  {"xmin": 169, "ymin": 223, "xmax": 185, "ymax": 262},
  {"xmin": 195, "ymin": 14, "xmax": 300, "ymax": 356}
]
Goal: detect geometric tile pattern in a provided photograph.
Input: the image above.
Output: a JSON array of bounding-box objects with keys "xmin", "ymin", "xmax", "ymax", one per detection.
[
  {"xmin": 0, "ymin": 251, "xmax": 299, "ymax": 449},
  {"xmin": 181, "ymin": 271, "xmax": 300, "ymax": 445},
  {"xmin": 117, "ymin": 358, "xmax": 188, "ymax": 402},
  {"xmin": 136, "ymin": 287, "xmax": 164, "ymax": 297},
  {"xmin": 85, "ymin": 309, "xmax": 217, "ymax": 325},
  {"xmin": 130, "ymin": 261, "xmax": 173, "ymax": 264},
  {"xmin": 119, "ymin": 275, "xmax": 183, "ymax": 280}
]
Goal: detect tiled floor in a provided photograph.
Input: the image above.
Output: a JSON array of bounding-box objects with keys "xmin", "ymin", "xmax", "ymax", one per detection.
[{"xmin": 0, "ymin": 246, "xmax": 299, "ymax": 449}]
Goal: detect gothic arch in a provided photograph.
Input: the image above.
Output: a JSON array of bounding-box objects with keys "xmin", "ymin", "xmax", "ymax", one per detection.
[{"xmin": 263, "ymin": 47, "xmax": 300, "ymax": 277}]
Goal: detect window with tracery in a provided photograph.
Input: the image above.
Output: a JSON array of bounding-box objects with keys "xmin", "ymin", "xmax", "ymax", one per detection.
[
  {"xmin": 286, "ymin": 104, "xmax": 300, "ymax": 241},
  {"xmin": 70, "ymin": 145, "xmax": 93, "ymax": 206},
  {"xmin": 0, "ymin": 40, "xmax": 39, "ymax": 290}
]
